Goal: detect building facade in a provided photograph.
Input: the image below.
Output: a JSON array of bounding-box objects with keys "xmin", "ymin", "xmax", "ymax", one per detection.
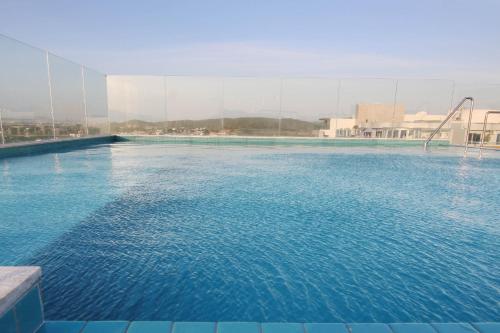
[{"xmin": 319, "ymin": 103, "xmax": 500, "ymax": 145}]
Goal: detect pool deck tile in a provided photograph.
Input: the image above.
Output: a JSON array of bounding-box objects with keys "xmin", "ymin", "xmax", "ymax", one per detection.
[
  {"xmin": 82, "ymin": 321, "xmax": 129, "ymax": 333},
  {"xmin": 471, "ymin": 323, "xmax": 500, "ymax": 333},
  {"xmin": 217, "ymin": 322, "xmax": 260, "ymax": 333},
  {"xmin": 431, "ymin": 323, "xmax": 480, "ymax": 333},
  {"xmin": 348, "ymin": 323, "xmax": 392, "ymax": 333},
  {"xmin": 304, "ymin": 323, "xmax": 348, "ymax": 333},
  {"xmin": 0, "ymin": 266, "xmax": 41, "ymax": 317},
  {"xmin": 126, "ymin": 321, "xmax": 172, "ymax": 333},
  {"xmin": 172, "ymin": 322, "xmax": 216, "ymax": 333},
  {"xmin": 390, "ymin": 323, "xmax": 437, "ymax": 333},
  {"xmin": 261, "ymin": 322, "xmax": 304, "ymax": 333},
  {"xmin": 38, "ymin": 321, "xmax": 87, "ymax": 333}
]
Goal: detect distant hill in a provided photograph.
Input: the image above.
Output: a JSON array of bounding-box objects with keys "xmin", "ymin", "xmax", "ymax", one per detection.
[{"xmin": 111, "ymin": 117, "xmax": 322, "ymax": 136}]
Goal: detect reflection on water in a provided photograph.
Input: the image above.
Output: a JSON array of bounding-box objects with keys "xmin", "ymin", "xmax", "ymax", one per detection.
[
  {"xmin": 2, "ymin": 159, "xmax": 9, "ymax": 177},
  {"xmin": 0, "ymin": 146, "xmax": 116, "ymax": 265},
  {"xmin": 53, "ymin": 154, "xmax": 63, "ymax": 174}
]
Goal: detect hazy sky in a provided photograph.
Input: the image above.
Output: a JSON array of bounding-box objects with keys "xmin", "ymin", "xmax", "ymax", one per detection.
[{"xmin": 1, "ymin": 0, "xmax": 499, "ymax": 81}]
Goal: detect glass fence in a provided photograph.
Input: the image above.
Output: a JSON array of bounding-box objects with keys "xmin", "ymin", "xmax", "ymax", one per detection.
[
  {"xmin": 107, "ymin": 75, "xmax": 500, "ymax": 145},
  {"xmin": 0, "ymin": 34, "xmax": 110, "ymax": 144},
  {"xmin": 2, "ymin": 33, "xmax": 500, "ymax": 146}
]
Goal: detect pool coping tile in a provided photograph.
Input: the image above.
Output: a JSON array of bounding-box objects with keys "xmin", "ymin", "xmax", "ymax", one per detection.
[
  {"xmin": 390, "ymin": 323, "xmax": 437, "ymax": 333},
  {"xmin": 304, "ymin": 323, "xmax": 349, "ymax": 333},
  {"xmin": 82, "ymin": 321, "xmax": 129, "ymax": 333},
  {"xmin": 127, "ymin": 321, "xmax": 172, "ymax": 333},
  {"xmin": 348, "ymin": 323, "xmax": 392, "ymax": 333},
  {"xmin": 431, "ymin": 323, "xmax": 480, "ymax": 333},
  {"xmin": 217, "ymin": 322, "xmax": 260, "ymax": 333},
  {"xmin": 261, "ymin": 322, "xmax": 304, "ymax": 333},
  {"xmin": 0, "ymin": 266, "xmax": 41, "ymax": 317},
  {"xmin": 471, "ymin": 323, "xmax": 500, "ymax": 333},
  {"xmin": 172, "ymin": 322, "xmax": 216, "ymax": 333},
  {"xmin": 38, "ymin": 321, "xmax": 87, "ymax": 333}
]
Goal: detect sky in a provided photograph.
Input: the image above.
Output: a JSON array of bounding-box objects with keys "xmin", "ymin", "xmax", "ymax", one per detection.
[{"xmin": 1, "ymin": 0, "xmax": 500, "ymax": 82}]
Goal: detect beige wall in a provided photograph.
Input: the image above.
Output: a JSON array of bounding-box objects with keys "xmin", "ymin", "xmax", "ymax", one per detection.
[{"xmin": 356, "ymin": 104, "xmax": 405, "ymax": 126}]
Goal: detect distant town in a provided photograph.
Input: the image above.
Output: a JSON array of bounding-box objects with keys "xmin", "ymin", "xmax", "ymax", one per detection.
[{"xmin": 2, "ymin": 103, "xmax": 500, "ymax": 145}]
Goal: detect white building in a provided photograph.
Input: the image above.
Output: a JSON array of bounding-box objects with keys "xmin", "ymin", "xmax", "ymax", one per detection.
[
  {"xmin": 319, "ymin": 118, "xmax": 355, "ymax": 138},
  {"xmin": 319, "ymin": 104, "xmax": 500, "ymax": 146}
]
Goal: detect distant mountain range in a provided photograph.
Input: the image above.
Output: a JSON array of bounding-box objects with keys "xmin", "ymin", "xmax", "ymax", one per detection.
[{"xmin": 111, "ymin": 117, "xmax": 323, "ymax": 136}]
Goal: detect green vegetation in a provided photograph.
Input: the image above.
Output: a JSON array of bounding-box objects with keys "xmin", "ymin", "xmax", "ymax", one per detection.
[{"xmin": 111, "ymin": 117, "xmax": 323, "ymax": 137}]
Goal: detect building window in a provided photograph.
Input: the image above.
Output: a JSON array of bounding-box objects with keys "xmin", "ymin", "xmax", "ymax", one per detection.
[{"xmin": 468, "ymin": 133, "xmax": 481, "ymax": 143}]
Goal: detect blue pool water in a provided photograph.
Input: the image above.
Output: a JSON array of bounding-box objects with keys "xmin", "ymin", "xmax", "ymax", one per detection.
[{"xmin": 0, "ymin": 142, "xmax": 499, "ymax": 322}]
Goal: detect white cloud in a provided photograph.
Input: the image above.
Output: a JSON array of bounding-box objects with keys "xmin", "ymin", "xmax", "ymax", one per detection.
[{"xmin": 59, "ymin": 41, "xmax": 500, "ymax": 83}]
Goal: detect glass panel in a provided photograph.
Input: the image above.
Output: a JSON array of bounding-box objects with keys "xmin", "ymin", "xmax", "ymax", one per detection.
[
  {"xmin": 454, "ymin": 83, "xmax": 500, "ymax": 145},
  {"xmin": 222, "ymin": 77, "xmax": 280, "ymax": 136},
  {"xmin": 166, "ymin": 76, "xmax": 223, "ymax": 135},
  {"xmin": 103, "ymin": 75, "xmax": 500, "ymax": 143},
  {"xmin": 107, "ymin": 75, "xmax": 133, "ymax": 124},
  {"xmin": 84, "ymin": 68, "xmax": 109, "ymax": 135},
  {"xmin": 0, "ymin": 35, "xmax": 53, "ymax": 143},
  {"xmin": 49, "ymin": 53, "xmax": 86, "ymax": 138},
  {"xmin": 394, "ymin": 79, "xmax": 454, "ymax": 140},
  {"xmin": 281, "ymin": 78, "xmax": 339, "ymax": 137},
  {"xmin": 454, "ymin": 83, "xmax": 500, "ymax": 110},
  {"xmin": 107, "ymin": 76, "xmax": 223, "ymax": 136},
  {"xmin": 108, "ymin": 76, "xmax": 167, "ymax": 135},
  {"xmin": 337, "ymin": 78, "xmax": 397, "ymax": 139}
]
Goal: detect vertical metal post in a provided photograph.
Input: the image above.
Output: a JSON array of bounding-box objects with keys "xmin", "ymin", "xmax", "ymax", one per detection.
[
  {"xmin": 479, "ymin": 110, "xmax": 500, "ymax": 159},
  {"xmin": 463, "ymin": 98, "xmax": 474, "ymax": 156},
  {"xmin": 81, "ymin": 66, "xmax": 89, "ymax": 136},
  {"xmin": 0, "ymin": 108, "xmax": 5, "ymax": 144},
  {"xmin": 104, "ymin": 74, "xmax": 111, "ymax": 135},
  {"xmin": 336, "ymin": 79, "xmax": 342, "ymax": 115},
  {"xmin": 220, "ymin": 78, "xmax": 224, "ymax": 132},
  {"xmin": 163, "ymin": 75, "xmax": 168, "ymax": 133},
  {"xmin": 479, "ymin": 112, "xmax": 489, "ymax": 159},
  {"xmin": 45, "ymin": 51, "xmax": 56, "ymax": 140},
  {"xmin": 278, "ymin": 78, "xmax": 283, "ymax": 137},
  {"xmin": 392, "ymin": 79, "xmax": 399, "ymax": 127}
]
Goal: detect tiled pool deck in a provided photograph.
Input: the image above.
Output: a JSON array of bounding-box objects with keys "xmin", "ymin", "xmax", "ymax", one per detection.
[{"xmin": 36, "ymin": 321, "xmax": 499, "ymax": 333}]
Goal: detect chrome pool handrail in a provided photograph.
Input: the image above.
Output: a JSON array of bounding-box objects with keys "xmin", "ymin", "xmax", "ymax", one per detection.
[
  {"xmin": 424, "ymin": 97, "xmax": 474, "ymax": 154},
  {"xmin": 479, "ymin": 110, "xmax": 500, "ymax": 159}
]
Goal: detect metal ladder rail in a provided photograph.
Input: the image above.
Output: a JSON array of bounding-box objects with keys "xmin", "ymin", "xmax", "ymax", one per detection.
[
  {"xmin": 424, "ymin": 97, "xmax": 474, "ymax": 154},
  {"xmin": 479, "ymin": 110, "xmax": 500, "ymax": 158}
]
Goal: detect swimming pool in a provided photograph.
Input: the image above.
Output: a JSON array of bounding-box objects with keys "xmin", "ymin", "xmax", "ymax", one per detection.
[{"xmin": 0, "ymin": 142, "xmax": 499, "ymax": 323}]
